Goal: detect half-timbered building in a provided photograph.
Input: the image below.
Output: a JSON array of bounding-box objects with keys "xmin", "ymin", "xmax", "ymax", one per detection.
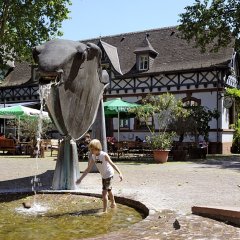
[
  {"xmin": 86, "ymin": 26, "xmax": 239, "ymax": 154},
  {"xmin": 1, "ymin": 26, "xmax": 239, "ymax": 154}
]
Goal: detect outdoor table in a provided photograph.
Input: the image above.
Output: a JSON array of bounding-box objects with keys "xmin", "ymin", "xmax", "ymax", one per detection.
[{"xmin": 19, "ymin": 142, "xmax": 32, "ymax": 155}]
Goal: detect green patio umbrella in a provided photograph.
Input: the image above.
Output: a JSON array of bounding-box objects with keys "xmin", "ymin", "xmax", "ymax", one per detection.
[
  {"xmin": 0, "ymin": 105, "xmax": 49, "ymax": 118},
  {"xmin": 104, "ymin": 98, "xmax": 140, "ymax": 141},
  {"xmin": 0, "ymin": 105, "xmax": 49, "ymax": 140}
]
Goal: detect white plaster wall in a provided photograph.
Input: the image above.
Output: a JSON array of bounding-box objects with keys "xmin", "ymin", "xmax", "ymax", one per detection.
[
  {"xmin": 107, "ymin": 89, "xmax": 230, "ymax": 143},
  {"xmin": 112, "ymin": 131, "xmax": 234, "ymax": 143},
  {"xmin": 221, "ymin": 99, "xmax": 230, "ymax": 129},
  {"xmin": 192, "ymin": 91, "xmax": 218, "ymax": 129},
  {"xmin": 220, "ymin": 132, "xmax": 234, "ymax": 142}
]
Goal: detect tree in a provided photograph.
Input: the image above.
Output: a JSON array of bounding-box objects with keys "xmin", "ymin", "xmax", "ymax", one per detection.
[
  {"xmin": 187, "ymin": 106, "xmax": 220, "ymax": 142},
  {"xmin": 18, "ymin": 116, "xmax": 55, "ymax": 141},
  {"xmin": 178, "ymin": 0, "xmax": 240, "ymax": 52},
  {"xmin": 0, "ymin": 0, "xmax": 72, "ymax": 65},
  {"xmin": 226, "ymin": 87, "xmax": 240, "ymax": 149},
  {"xmin": 130, "ymin": 93, "xmax": 188, "ymax": 150}
]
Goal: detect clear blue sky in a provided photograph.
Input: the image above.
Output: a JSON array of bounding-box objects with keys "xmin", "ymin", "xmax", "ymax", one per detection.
[{"xmin": 60, "ymin": 0, "xmax": 196, "ymax": 41}]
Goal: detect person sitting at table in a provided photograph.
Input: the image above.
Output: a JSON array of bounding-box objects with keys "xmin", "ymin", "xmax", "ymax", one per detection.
[
  {"xmin": 7, "ymin": 133, "xmax": 17, "ymax": 143},
  {"xmin": 20, "ymin": 135, "xmax": 31, "ymax": 142},
  {"xmin": 19, "ymin": 136, "xmax": 32, "ymax": 155},
  {"xmin": 78, "ymin": 133, "xmax": 91, "ymax": 159},
  {"xmin": 7, "ymin": 133, "xmax": 22, "ymax": 155},
  {"xmin": 107, "ymin": 137, "xmax": 117, "ymax": 153},
  {"xmin": 135, "ymin": 136, "xmax": 143, "ymax": 142},
  {"xmin": 0, "ymin": 132, "xmax": 5, "ymax": 139}
]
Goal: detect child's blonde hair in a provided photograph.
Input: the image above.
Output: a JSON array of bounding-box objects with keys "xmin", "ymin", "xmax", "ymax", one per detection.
[{"xmin": 89, "ymin": 139, "xmax": 102, "ymax": 151}]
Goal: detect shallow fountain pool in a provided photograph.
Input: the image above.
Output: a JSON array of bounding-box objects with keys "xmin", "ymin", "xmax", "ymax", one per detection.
[{"xmin": 0, "ymin": 193, "xmax": 143, "ymax": 240}]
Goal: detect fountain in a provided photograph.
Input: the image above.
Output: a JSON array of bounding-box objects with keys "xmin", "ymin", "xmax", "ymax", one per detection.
[
  {"xmin": 0, "ymin": 39, "xmax": 149, "ymax": 240},
  {"xmin": 32, "ymin": 39, "xmax": 109, "ymax": 190},
  {"xmin": 0, "ymin": 193, "xmax": 143, "ymax": 240}
]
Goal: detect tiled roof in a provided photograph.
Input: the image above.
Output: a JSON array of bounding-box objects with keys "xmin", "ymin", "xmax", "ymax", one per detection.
[
  {"xmin": 0, "ymin": 61, "xmax": 32, "ymax": 88},
  {"xmin": 83, "ymin": 26, "xmax": 234, "ymax": 75},
  {"xmin": 1, "ymin": 26, "xmax": 235, "ymax": 89}
]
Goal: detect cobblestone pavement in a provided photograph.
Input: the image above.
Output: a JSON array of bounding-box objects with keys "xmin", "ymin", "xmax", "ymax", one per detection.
[{"xmin": 1, "ymin": 154, "xmax": 240, "ymax": 239}]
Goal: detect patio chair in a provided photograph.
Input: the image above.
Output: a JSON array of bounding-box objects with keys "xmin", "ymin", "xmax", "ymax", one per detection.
[{"xmin": 50, "ymin": 139, "xmax": 60, "ymax": 157}]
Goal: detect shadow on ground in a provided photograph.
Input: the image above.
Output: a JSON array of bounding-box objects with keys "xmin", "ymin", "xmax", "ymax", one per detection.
[
  {"xmin": 0, "ymin": 170, "xmax": 54, "ymax": 191},
  {"xmin": 110, "ymin": 154, "xmax": 240, "ymax": 169},
  {"xmin": 190, "ymin": 155, "xmax": 240, "ymax": 172}
]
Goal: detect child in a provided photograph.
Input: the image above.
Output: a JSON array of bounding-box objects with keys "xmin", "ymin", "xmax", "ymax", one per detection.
[{"xmin": 76, "ymin": 139, "xmax": 123, "ymax": 213}]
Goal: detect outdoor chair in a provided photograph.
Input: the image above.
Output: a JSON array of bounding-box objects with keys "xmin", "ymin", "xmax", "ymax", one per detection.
[
  {"xmin": 113, "ymin": 141, "xmax": 129, "ymax": 159},
  {"xmin": 19, "ymin": 141, "xmax": 33, "ymax": 155},
  {"xmin": 126, "ymin": 141, "xmax": 138, "ymax": 154},
  {"xmin": 141, "ymin": 142, "xmax": 153, "ymax": 157},
  {"xmin": 77, "ymin": 145, "xmax": 89, "ymax": 160},
  {"xmin": 50, "ymin": 139, "xmax": 60, "ymax": 157},
  {"xmin": 27, "ymin": 140, "xmax": 45, "ymax": 158},
  {"xmin": 42, "ymin": 139, "xmax": 52, "ymax": 151}
]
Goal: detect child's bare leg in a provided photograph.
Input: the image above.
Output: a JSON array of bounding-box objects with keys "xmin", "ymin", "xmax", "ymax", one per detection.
[
  {"xmin": 102, "ymin": 190, "xmax": 108, "ymax": 212},
  {"xmin": 108, "ymin": 190, "xmax": 116, "ymax": 208}
]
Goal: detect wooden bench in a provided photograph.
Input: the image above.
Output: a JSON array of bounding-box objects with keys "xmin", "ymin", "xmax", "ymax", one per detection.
[{"xmin": 0, "ymin": 139, "xmax": 17, "ymax": 154}]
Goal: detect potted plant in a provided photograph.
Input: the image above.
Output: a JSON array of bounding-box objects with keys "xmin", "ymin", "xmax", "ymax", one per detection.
[
  {"xmin": 147, "ymin": 132, "xmax": 176, "ymax": 163},
  {"xmin": 131, "ymin": 93, "xmax": 188, "ymax": 163},
  {"xmin": 186, "ymin": 106, "xmax": 220, "ymax": 158},
  {"xmin": 168, "ymin": 114, "xmax": 191, "ymax": 161}
]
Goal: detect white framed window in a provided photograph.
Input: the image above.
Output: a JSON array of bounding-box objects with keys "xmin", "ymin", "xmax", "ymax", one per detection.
[
  {"xmin": 135, "ymin": 116, "xmax": 153, "ymax": 130},
  {"xmin": 139, "ymin": 55, "xmax": 149, "ymax": 70},
  {"xmin": 120, "ymin": 118, "xmax": 130, "ymax": 129},
  {"xmin": 183, "ymin": 100, "xmax": 199, "ymax": 107},
  {"xmin": 182, "ymin": 96, "xmax": 201, "ymax": 107}
]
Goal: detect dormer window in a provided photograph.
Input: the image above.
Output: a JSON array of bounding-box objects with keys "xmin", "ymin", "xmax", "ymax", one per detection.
[
  {"xmin": 134, "ymin": 35, "xmax": 158, "ymax": 72},
  {"xmin": 139, "ymin": 55, "xmax": 149, "ymax": 70}
]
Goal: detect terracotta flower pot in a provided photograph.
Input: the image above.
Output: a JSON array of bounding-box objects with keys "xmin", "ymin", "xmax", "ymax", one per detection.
[{"xmin": 153, "ymin": 150, "xmax": 170, "ymax": 163}]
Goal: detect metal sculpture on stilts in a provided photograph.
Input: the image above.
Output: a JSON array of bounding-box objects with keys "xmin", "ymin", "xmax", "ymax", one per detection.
[{"xmin": 33, "ymin": 39, "xmax": 109, "ymax": 190}]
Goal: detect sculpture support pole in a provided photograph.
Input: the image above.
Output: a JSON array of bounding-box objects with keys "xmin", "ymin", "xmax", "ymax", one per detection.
[
  {"xmin": 52, "ymin": 138, "xmax": 80, "ymax": 190},
  {"xmin": 89, "ymin": 99, "xmax": 107, "ymax": 172},
  {"xmin": 91, "ymin": 99, "xmax": 107, "ymax": 151}
]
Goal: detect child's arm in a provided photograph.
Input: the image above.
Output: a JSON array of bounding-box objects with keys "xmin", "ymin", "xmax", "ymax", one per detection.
[
  {"xmin": 76, "ymin": 159, "xmax": 94, "ymax": 184},
  {"xmin": 105, "ymin": 154, "xmax": 123, "ymax": 181}
]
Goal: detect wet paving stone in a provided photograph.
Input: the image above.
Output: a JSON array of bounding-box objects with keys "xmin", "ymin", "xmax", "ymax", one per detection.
[{"xmin": 87, "ymin": 210, "xmax": 240, "ymax": 239}]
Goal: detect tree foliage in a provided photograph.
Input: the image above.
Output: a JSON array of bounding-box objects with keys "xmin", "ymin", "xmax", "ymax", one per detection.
[
  {"xmin": 169, "ymin": 105, "xmax": 219, "ymax": 142},
  {"xmin": 130, "ymin": 93, "xmax": 188, "ymax": 150},
  {"xmin": 226, "ymin": 87, "xmax": 240, "ymax": 125},
  {"xmin": 178, "ymin": 0, "xmax": 240, "ymax": 52},
  {"xmin": 226, "ymin": 87, "xmax": 240, "ymax": 98},
  {"xmin": 187, "ymin": 106, "xmax": 220, "ymax": 142},
  {"xmin": 18, "ymin": 116, "xmax": 55, "ymax": 141},
  {"xmin": 0, "ymin": 0, "xmax": 72, "ymax": 64}
]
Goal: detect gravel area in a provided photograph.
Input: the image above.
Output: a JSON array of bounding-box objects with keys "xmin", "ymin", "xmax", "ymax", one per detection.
[{"xmin": 1, "ymin": 153, "xmax": 240, "ymax": 239}]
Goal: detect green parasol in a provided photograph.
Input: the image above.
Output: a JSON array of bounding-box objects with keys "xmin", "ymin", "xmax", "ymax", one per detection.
[
  {"xmin": 104, "ymin": 98, "xmax": 140, "ymax": 141},
  {"xmin": 0, "ymin": 105, "xmax": 49, "ymax": 117},
  {"xmin": 0, "ymin": 105, "xmax": 49, "ymax": 140}
]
